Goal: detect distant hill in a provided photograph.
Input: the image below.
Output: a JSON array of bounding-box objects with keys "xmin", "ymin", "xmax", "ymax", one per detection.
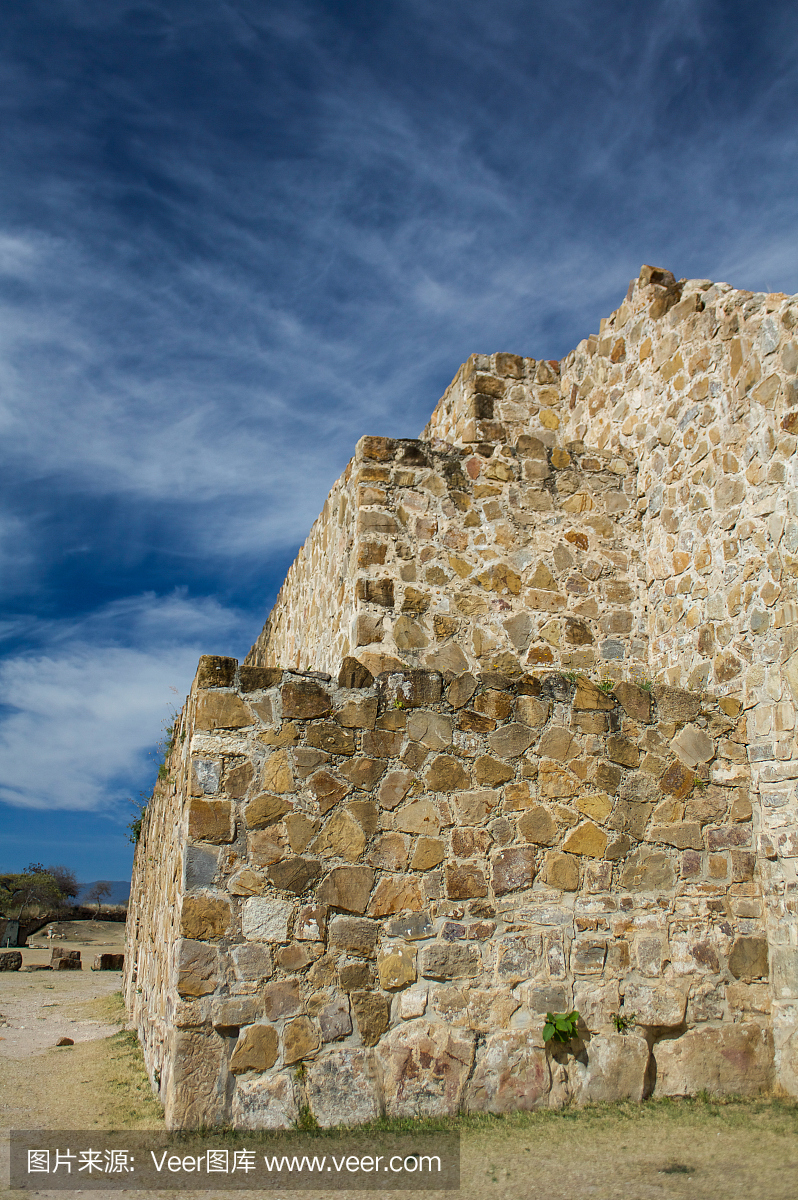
[{"xmin": 76, "ymin": 880, "xmax": 130, "ymax": 906}]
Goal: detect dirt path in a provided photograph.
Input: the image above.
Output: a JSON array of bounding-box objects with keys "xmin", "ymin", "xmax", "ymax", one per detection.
[{"xmin": 1, "ymin": 923, "xmax": 797, "ymax": 1199}]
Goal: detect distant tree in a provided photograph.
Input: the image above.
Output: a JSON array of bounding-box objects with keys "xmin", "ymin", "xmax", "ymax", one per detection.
[
  {"xmin": 85, "ymin": 880, "xmax": 112, "ymax": 916},
  {"xmin": 46, "ymin": 865, "xmax": 80, "ymax": 906},
  {"xmin": 0, "ymin": 863, "xmax": 65, "ymax": 921}
]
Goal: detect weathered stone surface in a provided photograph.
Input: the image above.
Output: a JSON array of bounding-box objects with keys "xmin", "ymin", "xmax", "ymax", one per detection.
[
  {"xmin": 180, "ymin": 896, "xmax": 231, "ymax": 940},
  {"xmin": 672, "ymin": 724, "xmax": 715, "ymax": 767},
  {"xmin": 317, "ymin": 866, "xmax": 374, "ymax": 913},
  {"xmin": 425, "ymin": 754, "xmax": 470, "ymax": 791},
  {"xmin": 377, "ymin": 769, "xmax": 414, "ymax": 809},
  {"xmin": 168, "ymin": 1028, "xmax": 228, "ymax": 1127},
  {"xmin": 368, "ymin": 876, "xmax": 424, "ymax": 916},
  {"xmin": 573, "ymin": 677, "xmax": 614, "ymax": 710},
  {"xmin": 573, "ymin": 1033, "xmax": 650, "ymax": 1104},
  {"xmin": 176, "ymin": 939, "xmax": 219, "ymax": 997},
  {"xmin": 230, "ymin": 1025, "xmax": 279, "ymax": 1074},
  {"xmin": 607, "ymin": 735, "xmax": 640, "ymax": 769},
  {"xmin": 376, "ymin": 1019, "xmax": 475, "ymax": 1116},
  {"xmin": 241, "ymin": 897, "xmax": 292, "ymax": 942},
  {"xmin": 652, "ymin": 686, "xmax": 701, "ymax": 723},
  {"xmin": 306, "ymin": 723, "xmax": 356, "ymax": 755},
  {"xmin": 489, "ymin": 723, "xmax": 534, "ymax": 759},
  {"xmin": 648, "ymin": 821, "xmax": 702, "ymax": 850},
  {"xmin": 267, "ymin": 856, "xmax": 321, "ymax": 894},
  {"xmin": 191, "ymin": 757, "xmax": 221, "ymax": 796},
  {"xmin": 562, "ymin": 821, "xmax": 607, "ymax": 858},
  {"xmin": 623, "ymin": 980, "xmax": 686, "ymax": 1027},
  {"xmin": 338, "ymin": 657, "xmax": 375, "ymax": 689},
  {"xmin": 336, "ymin": 694, "xmax": 379, "ymax": 729},
  {"xmin": 307, "ymin": 1049, "xmax": 381, "ymax": 1126},
  {"xmin": 728, "ymin": 936, "xmax": 769, "ymax": 980},
  {"xmin": 419, "ymin": 944, "xmax": 481, "ymax": 979},
  {"xmin": 654, "ymin": 1023, "xmax": 773, "ymax": 1097},
  {"xmin": 92, "ymin": 952, "xmax": 125, "ymax": 971},
  {"xmin": 517, "ymin": 804, "xmax": 557, "ymax": 845},
  {"xmin": 245, "ymin": 792, "xmax": 291, "ymax": 828},
  {"xmin": 328, "ymin": 916, "xmax": 380, "ymax": 957},
  {"xmin": 378, "ymin": 944, "xmax": 417, "ymax": 989},
  {"xmin": 474, "ymin": 756, "xmax": 514, "ymax": 786},
  {"xmin": 351, "ymin": 991, "xmax": 391, "ymax": 1045},
  {"xmin": 231, "ymin": 942, "xmax": 273, "ymax": 982},
  {"xmin": 283, "ymin": 1016, "xmax": 320, "ymax": 1063},
  {"xmin": 312, "ymin": 810, "xmax": 367, "ymax": 862},
  {"xmin": 445, "ymin": 862, "xmax": 488, "ymax": 899},
  {"xmin": 447, "ymin": 673, "xmax": 478, "ymax": 708},
  {"xmin": 455, "ymin": 789, "xmax": 498, "ymax": 824},
  {"xmin": 465, "ymin": 1033, "xmax": 550, "ymax": 1113},
  {"xmin": 612, "ymin": 681, "xmax": 651, "ymax": 722},
  {"xmin": 238, "ymin": 665, "xmax": 282, "ymax": 692},
  {"xmin": 224, "ymin": 759, "xmax": 254, "ymax": 798},
  {"xmin": 282, "ymin": 680, "xmax": 332, "ymax": 719},
  {"xmin": 619, "ymin": 848, "xmax": 675, "ymax": 891},
  {"xmin": 308, "ymin": 769, "xmax": 350, "ymax": 813},
  {"xmin": 196, "ymin": 654, "xmax": 237, "ymax": 689},
  {"xmin": 395, "ymin": 800, "xmax": 440, "ymax": 836},
  {"xmin": 491, "ymin": 846, "xmax": 536, "ymax": 894},
  {"xmin": 232, "ymin": 1073, "xmax": 298, "ymax": 1130},
  {"xmin": 386, "ymin": 911, "xmax": 434, "ymax": 940},
  {"xmin": 411, "ymin": 837, "xmax": 445, "ymax": 870},
  {"xmin": 407, "ymin": 710, "xmax": 453, "ymax": 750},
  {"xmin": 195, "ymin": 692, "xmax": 251, "ymax": 730},
  {"xmin": 188, "ymin": 799, "xmax": 234, "ymax": 844},
  {"xmin": 316, "ymin": 993, "xmax": 352, "ymax": 1041},
  {"xmin": 541, "ymin": 851, "xmax": 579, "ymax": 891}
]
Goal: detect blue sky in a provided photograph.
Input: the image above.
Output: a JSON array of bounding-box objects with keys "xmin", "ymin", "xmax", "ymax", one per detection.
[{"xmin": 1, "ymin": 0, "xmax": 797, "ymax": 882}]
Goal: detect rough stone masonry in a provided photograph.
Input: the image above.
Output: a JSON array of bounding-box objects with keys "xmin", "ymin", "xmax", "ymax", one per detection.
[{"xmin": 125, "ymin": 266, "xmax": 798, "ymax": 1128}]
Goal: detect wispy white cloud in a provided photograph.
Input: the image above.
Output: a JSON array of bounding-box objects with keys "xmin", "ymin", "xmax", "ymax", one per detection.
[{"xmin": 0, "ymin": 591, "xmax": 251, "ymax": 812}]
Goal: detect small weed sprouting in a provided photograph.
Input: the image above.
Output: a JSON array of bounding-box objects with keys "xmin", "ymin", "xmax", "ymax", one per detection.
[
  {"xmin": 611, "ymin": 1011, "xmax": 637, "ymax": 1034},
  {"xmin": 294, "ymin": 1062, "xmax": 307, "ymax": 1081},
  {"xmin": 392, "ymin": 697, "xmax": 405, "ymax": 710},
  {"xmin": 597, "ymin": 678, "xmax": 615, "ymax": 694},
  {"xmin": 564, "ymin": 670, "xmax": 578, "ymax": 683},
  {"xmin": 692, "ymin": 775, "xmax": 708, "ymax": 792},
  {"xmin": 295, "ymin": 1103, "xmax": 319, "ymax": 1131},
  {"xmin": 542, "ymin": 1011, "xmax": 580, "ymax": 1045}
]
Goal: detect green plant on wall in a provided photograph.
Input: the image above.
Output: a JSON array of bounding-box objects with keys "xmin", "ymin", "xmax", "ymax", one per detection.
[
  {"xmin": 611, "ymin": 1011, "xmax": 637, "ymax": 1034},
  {"xmin": 542, "ymin": 1010, "xmax": 580, "ymax": 1044}
]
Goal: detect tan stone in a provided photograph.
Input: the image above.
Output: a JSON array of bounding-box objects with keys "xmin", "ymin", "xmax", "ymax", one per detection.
[
  {"xmin": 474, "ymin": 756, "xmax": 514, "ymax": 786},
  {"xmin": 227, "ymin": 867, "xmax": 268, "ymax": 896},
  {"xmin": 308, "ymin": 769, "xmax": 350, "ymax": 813},
  {"xmin": 574, "ymin": 1033, "xmax": 650, "ymax": 1104},
  {"xmin": 268, "ymin": 856, "xmax": 321, "ymax": 894},
  {"xmin": 447, "ymin": 673, "xmax": 478, "ymax": 708},
  {"xmin": 351, "ymin": 991, "xmax": 391, "ymax": 1046},
  {"xmin": 281, "ymin": 680, "xmax": 332, "ymax": 719},
  {"xmin": 317, "ymin": 866, "xmax": 374, "ymax": 913},
  {"xmin": 541, "ymin": 851, "xmax": 580, "ymax": 891},
  {"xmin": 445, "ymin": 862, "xmax": 488, "ymax": 899},
  {"xmin": 562, "ymin": 820, "xmax": 606, "ymax": 858},
  {"xmin": 538, "ymin": 760, "xmax": 577, "ymax": 798},
  {"xmin": 411, "ymin": 836, "xmax": 446, "ymax": 869},
  {"xmin": 367, "ymin": 875, "xmax": 424, "ymax": 916},
  {"xmin": 489, "ymin": 723, "xmax": 534, "ymax": 759},
  {"xmin": 188, "ymin": 799, "xmax": 234, "ymax": 844},
  {"xmin": 312, "ymin": 809, "xmax": 367, "ymax": 862},
  {"xmin": 245, "ymin": 792, "xmax": 291, "ymax": 829},
  {"xmin": 283, "ymin": 1016, "xmax": 320, "ymax": 1064},
  {"xmin": 340, "ymin": 757, "xmax": 386, "ymax": 790},
  {"xmin": 284, "ymin": 813, "xmax": 319, "ymax": 853},
  {"xmin": 180, "ymin": 893, "xmax": 231, "ymax": 940},
  {"xmin": 465, "ymin": 1032, "xmax": 550, "ymax": 1113},
  {"xmin": 659, "ymin": 761, "xmax": 695, "ymax": 798},
  {"xmin": 230, "ymin": 1024, "xmax": 279, "ymax": 1074},
  {"xmin": 606, "ymin": 736, "xmax": 640, "ymax": 768},
  {"xmin": 619, "ymin": 848, "xmax": 675, "ymax": 891},
  {"xmin": 515, "ymin": 696, "xmax": 550, "ymax": 726},
  {"xmin": 728, "ymin": 936, "xmax": 769, "ymax": 980},
  {"xmin": 455, "ymin": 789, "xmax": 498, "ymax": 823},
  {"xmin": 306, "ymin": 722, "xmax": 356, "ymax": 755},
  {"xmin": 260, "ymin": 748, "xmax": 295, "ymax": 794},
  {"xmin": 224, "ymin": 760, "xmax": 254, "ymax": 798},
  {"xmin": 671, "ymin": 723, "xmax": 715, "ymax": 767},
  {"xmin": 517, "ymin": 804, "xmax": 557, "ymax": 845},
  {"xmin": 425, "ymin": 754, "xmax": 470, "ymax": 791},
  {"xmin": 612, "ymin": 681, "xmax": 651, "ymax": 722},
  {"xmin": 654, "ymin": 1024, "xmax": 772, "ymax": 1097},
  {"xmin": 378, "ymin": 944, "xmax": 417, "ymax": 990},
  {"xmin": 407, "ymin": 710, "xmax": 453, "ymax": 750},
  {"xmin": 368, "ymin": 832, "xmax": 409, "ymax": 870},
  {"xmin": 648, "ymin": 822, "xmax": 702, "ymax": 850},
  {"xmin": 575, "ymin": 792, "xmax": 613, "ymax": 822},
  {"xmin": 176, "ymin": 939, "xmax": 219, "ymax": 997},
  {"xmin": 536, "ymin": 726, "xmax": 575, "ymax": 760},
  {"xmin": 195, "ymin": 692, "xmax": 251, "ymax": 730},
  {"xmin": 573, "ymin": 677, "xmax": 614, "ymax": 710},
  {"xmin": 395, "ymin": 800, "xmax": 440, "ymax": 836}
]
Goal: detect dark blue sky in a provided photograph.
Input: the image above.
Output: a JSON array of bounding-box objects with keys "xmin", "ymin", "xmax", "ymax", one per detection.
[{"xmin": 2, "ymin": 0, "xmax": 797, "ymax": 881}]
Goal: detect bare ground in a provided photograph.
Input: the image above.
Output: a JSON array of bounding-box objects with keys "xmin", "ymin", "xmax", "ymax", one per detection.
[{"xmin": 1, "ymin": 922, "xmax": 797, "ymax": 1199}]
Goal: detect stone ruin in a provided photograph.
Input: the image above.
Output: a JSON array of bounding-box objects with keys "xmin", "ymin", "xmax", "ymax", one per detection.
[{"xmin": 125, "ymin": 266, "xmax": 798, "ymax": 1127}]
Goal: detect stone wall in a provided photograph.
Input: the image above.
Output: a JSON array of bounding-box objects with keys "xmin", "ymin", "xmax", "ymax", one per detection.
[
  {"xmin": 126, "ymin": 655, "xmax": 774, "ymax": 1128},
  {"xmin": 127, "ymin": 266, "xmax": 798, "ymax": 1124}
]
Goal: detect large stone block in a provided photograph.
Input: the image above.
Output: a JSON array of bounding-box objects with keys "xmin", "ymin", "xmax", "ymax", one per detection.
[
  {"xmin": 195, "ymin": 692, "xmax": 251, "ymax": 730},
  {"xmin": 176, "ymin": 939, "xmax": 219, "ymax": 997},
  {"xmin": 623, "ymin": 980, "xmax": 686, "ymax": 1028},
  {"xmin": 181, "ymin": 895, "xmax": 231, "ymax": 940},
  {"xmin": 573, "ymin": 1033, "xmax": 650, "ymax": 1104},
  {"xmin": 465, "ymin": 1032, "xmax": 550, "ymax": 1113},
  {"xmin": 306, "ymin": 1049, "xmax": 382, "ymax": 1126},
  {"xmin": 376, "ymin": 1019, "xmax": 475, "ymax": 1117},
  {"xmin": 230, "ymin": 1025, "xmax": 279, "ymax": 1074},
  {"xmin": 167, "ymin": 1027, "xmax": 228, "ymax": 1128},
  {"xmin": 654, "ymin": 1023, "xmax": 773, "ymax": 1097},
  {"xmin": 317, "ymin": 866, "xmax": 374, "ymax": 913},
  {"xmin": 241, "ymin": 897, "xmax": 293, "ymax": 942},
  {"xmin": 232, "ymin": 1072, "xmax": 298, "ymax": 1130}
]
